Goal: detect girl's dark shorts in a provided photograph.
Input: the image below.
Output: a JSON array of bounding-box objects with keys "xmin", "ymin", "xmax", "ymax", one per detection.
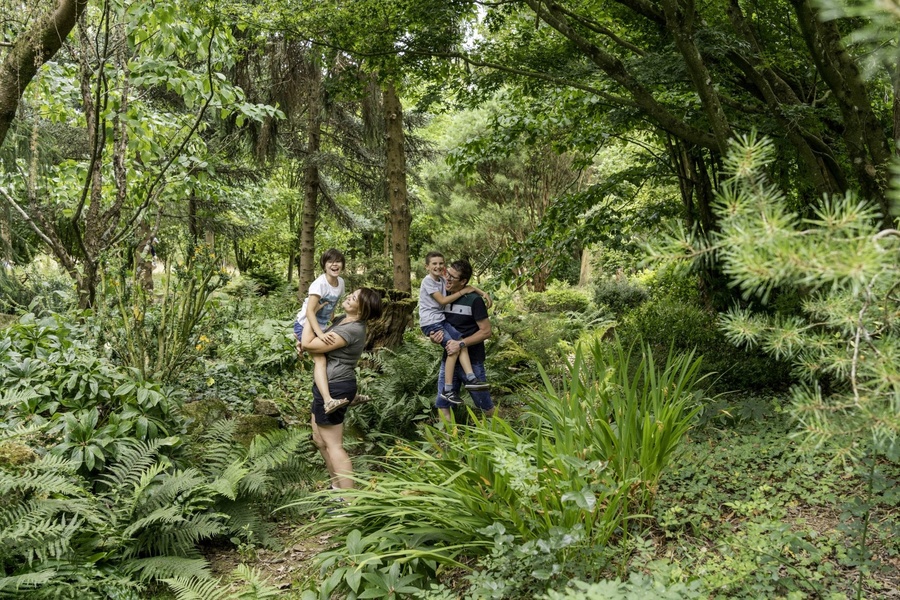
[{"xmin": 311, "ymin": 378, "xmax": 358, "ymax": 426}]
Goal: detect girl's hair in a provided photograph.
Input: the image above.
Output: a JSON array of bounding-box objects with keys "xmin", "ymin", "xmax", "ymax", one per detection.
[
  {"xmin": 320, "ymin": 248, "xmax": 346, "ymax": 271},
  {"xmin": 356, "ymin": 287, "xmax": 383, "ymax": 322}
]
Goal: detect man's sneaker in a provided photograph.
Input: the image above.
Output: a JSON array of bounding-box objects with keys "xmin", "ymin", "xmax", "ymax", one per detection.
[
  {"xmin": 325, "ymin": 497, "xmax": 349, "ymax": 518},
  {"xmin": 464, "ymin": 378, "xmax": 489, "ymax": 391},
  {"xmin": 323, "ymin": 397, "xmax": 350, "ymax": 414},
  {"xmin": 440, "ymin": 389, "xmax": 463, "ymax": 405},
  {"xmin": 347, "ymin": 394, "xmax": 371, "ymax": 408}
]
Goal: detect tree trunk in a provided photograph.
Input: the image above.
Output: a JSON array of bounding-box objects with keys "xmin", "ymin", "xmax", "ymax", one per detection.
[
  {"xmin": 298, "ymin": 59, "xmax": 321, "ymax": 298},
  {"xmin": 790, "ymin": 0, "xmax": 892, "ymax": 224},
  {"xmin": 135, "ymin": 220, "xmax": 154, "ymax": 293},
  {"xmin": 364, "ymin": 288, "xmax": 416, "ymax": 350},
  {"xmin": 0, "ymin": 204, "xmax": 10, "ymax": 263},
  {"xmin": 578, "ymin": 247, "xmax": 593, "ymax": 287},
  {"xmin": 383, "ymin": 81, "xmax": 411, "ymax": 293},
  {"xmin": 0, "ymin": 0, "xmax": 89, "ymax": 147}
]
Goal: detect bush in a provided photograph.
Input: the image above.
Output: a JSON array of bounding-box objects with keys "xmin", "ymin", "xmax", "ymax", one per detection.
[
  {"xmin": 0, "ymin": 262, "xmax": 75, "ymax": 315},
  {"xmin": 243, "ymin": 267, "xmax": 285, "ymax": 296},
  {"xmin": 523, "ymin": 286, "xmax": 591, "ymax": 313},
  {"xmin": 618, "ymin": 297, "xmax": 792, "ymax": 392},
  {"xmin": 593, "ymin": 277, "xmax": 648, "ymax": 316},
  {"xmin": 349, "ymin": 332, "xmax": 440, "ymax": 439}
]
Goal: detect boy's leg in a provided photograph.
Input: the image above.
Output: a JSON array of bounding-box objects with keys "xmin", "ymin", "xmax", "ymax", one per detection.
[
  {"xmin": 441, "ymin": 323, "xmax": 488, "ymax": 390},
  {"xmin": 458, "ymin": 346, "xmax": 474, "ymax": 375},
  {"xmin": 441, "ymin": 352, "xmax": 462, "ymax": 405},
  {"xmin": 441, "ymin": 321, "xmax": 472, "ymax": 379}
]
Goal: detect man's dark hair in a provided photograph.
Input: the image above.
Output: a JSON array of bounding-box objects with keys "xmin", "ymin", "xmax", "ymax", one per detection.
[
  {"xmin": 449, "ymin": 259, "xmax": 472, "ymax": 283},
  {"xmin": 425, "ymin": 251, "xmax": 443, "ymax": 263},
  {"xmin": 320, "ymin": 248, "xmax": 345, "ymax": 271}
]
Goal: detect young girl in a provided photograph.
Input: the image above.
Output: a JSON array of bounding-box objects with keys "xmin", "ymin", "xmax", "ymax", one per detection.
[{"xmin": 294, "ymin": 248, "xmax": 346, "ymax": 408}]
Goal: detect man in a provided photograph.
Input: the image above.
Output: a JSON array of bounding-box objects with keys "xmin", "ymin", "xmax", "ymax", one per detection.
[{"xmin": 429, "ymin": 259, "xmax": 494, "ymax": 420}]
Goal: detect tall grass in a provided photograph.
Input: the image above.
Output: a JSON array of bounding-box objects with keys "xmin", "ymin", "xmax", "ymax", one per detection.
[
  {"xmin": 529, "ymin": 338, "xmax": 707, "ymax": 511},
  {"xmin": 289, "ymin": 337, "xmax": 708, "ymax": 597}
]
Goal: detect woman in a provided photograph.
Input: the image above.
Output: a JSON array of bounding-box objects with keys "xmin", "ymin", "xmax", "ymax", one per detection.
[{"xmin": 301, "ymin": 287, "xmax": 382, "ymax": 490}]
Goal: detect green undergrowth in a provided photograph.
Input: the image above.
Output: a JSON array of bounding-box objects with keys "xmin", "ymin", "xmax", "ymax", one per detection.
[{"xmin": 647, "ymin": 395, "xmax": 900, "ymax": 599}]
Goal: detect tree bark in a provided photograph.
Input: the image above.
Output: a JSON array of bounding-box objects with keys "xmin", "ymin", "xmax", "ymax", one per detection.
[
  {"xmin": 789, "ymin": 0, "xmax": 892, "ymax": 223},
  {"xmin": 383, "ymin": 81, "xmax": 411, "ymax": 293},
  {"xmin": 0, "ymin": 0, "xmax": 89, "ymax": 147},
  {"xmin": 364, "ymin": 288, "xmax": 416, "ymax": 350},
  {"xmin": 660, "ymin": 0, "xmax": 733, "ymax": 152},
  {"xmin": 298, "ymin": 59, "xmax": 321, "ymax": 298}
]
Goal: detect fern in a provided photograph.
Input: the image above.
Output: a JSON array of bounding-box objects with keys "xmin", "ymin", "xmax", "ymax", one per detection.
[
  {"xmin": 162, "ymin": 564, "xmax": 280, "ymax": 600},
  {"xmin": 123, "ymin": 556, "xmax": 212, "ymax": 581}
]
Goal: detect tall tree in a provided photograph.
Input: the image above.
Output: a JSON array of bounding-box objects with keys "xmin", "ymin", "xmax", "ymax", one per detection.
[
  {"xmin": 384, "ymin": 81, "xmax": 411, "ymax": 292},
  {"xmin": 299, "ymin": 56, "xmax": 322, "ymax": 294}
]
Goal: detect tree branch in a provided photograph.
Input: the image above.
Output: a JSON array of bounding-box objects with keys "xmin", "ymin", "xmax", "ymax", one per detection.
[{"xmin": 0, "ymin": 0, "xmax": 89, "ymax": 146}]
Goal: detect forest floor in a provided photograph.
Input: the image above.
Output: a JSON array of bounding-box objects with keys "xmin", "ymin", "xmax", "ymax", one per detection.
[{"xmin": 201, "ymin": 394, "xmax": 900, "ymax": 598}]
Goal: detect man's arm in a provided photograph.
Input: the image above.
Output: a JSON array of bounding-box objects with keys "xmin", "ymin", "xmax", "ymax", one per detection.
[{"xmin": 446, "ymin": 318, "xmax": 491, "ymax": 355}]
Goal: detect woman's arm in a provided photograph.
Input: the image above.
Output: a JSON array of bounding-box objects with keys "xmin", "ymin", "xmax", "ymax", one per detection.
[{"xmin": 303, "ymin": 329, "xmax": 348, "ymax": 354}]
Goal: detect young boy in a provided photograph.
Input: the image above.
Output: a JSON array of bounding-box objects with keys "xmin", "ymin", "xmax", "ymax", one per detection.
[
  {"xmin": 419, "ymin": 252, "xmax": 489, "ymax": 405},
  {"xmin": 294, "ymin": 248, "xmax": 346, "ymax": 410}
]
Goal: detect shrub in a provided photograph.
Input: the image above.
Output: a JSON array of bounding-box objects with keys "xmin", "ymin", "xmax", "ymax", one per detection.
[
  {"xmin": 523, "ymin": 286, "xmax": 591, "ymax": 313},
  {"xmin": 618, "ymin": 298, "xmax": 792, "ymax": 392},
  {"xmin": 654, "ymin": 133, "xmax": 900, "ymax": 458},
  {"xmin": 593, "ymin": 277, "xmax": 648, "ymax": 316},
  {"xmin": 243, "ymin": 267, "xmax": 285, "ymax": 296},
  {"xmin": 1, "ymin": 313, "xmax": 179, "ymax": 472},
  {"xmin": 0, "ymin": 262, "xmax": 75, "ymax": 315},
  {"xmin": 348, "ymin": 332, "xmax": 440, "ymax": 439}
]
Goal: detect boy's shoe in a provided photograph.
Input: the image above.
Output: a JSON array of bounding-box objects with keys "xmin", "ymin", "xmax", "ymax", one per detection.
[
  {"xmin": 440, "ymin": 389, "xmax": 462, "ymax": 405},
  {"xmin": 464, "ymin": 378, "xmax": 489, "ymax": 391},
  {"xmin": 347, "ymin": 394, "xmax": 371, "ymax": 408},
  {"xmin": 323, "ymin": 397, "xmax": 350, "ymax": 414}
]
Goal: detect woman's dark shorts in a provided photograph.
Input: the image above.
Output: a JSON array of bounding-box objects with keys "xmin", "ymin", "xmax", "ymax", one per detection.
[{"xmin": 311, "ymin": 378, "xmax": 358, "ymax": 426}]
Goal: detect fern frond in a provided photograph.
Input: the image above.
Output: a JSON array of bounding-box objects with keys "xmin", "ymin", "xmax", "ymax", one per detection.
[
  {"xmin": 0, "ymin": 387, "xmax": 39, "ymax": 408},
  {"xmin": 98, "ymin": 438, "xmax": 168, "ymax": 495},
  {"xmin": 207, "ymin": 462, "xmax": 249, "ymax": 501},
  {"xmin": 246, "ymin": 428, "xmax": 305, "ymax": 468},
  {"xmin": 0, "ymin": 568, "xmax": 57, "ymax": 593},
  {"xmin": 134, "ymin": 468, "xmax": 207, "ymax": 512},
  {"xmin": 162, "ymin": 575, "xmax": 225, "ymax": 600},
  {"xmin": 236, "ymin": 471, "xmax": 270, "ymax": 497},
  {"xmin": 143, "ymin": 513, "xmax": 227, "ymax": 556},
  {"xmin": 214, "ymin": 499, "xmax": 274, "ymax": 545},
  {"xmin": 124, "ymin": 556, "xmax": 213, "ymax": 582},
  {"xmin": 199, "ymin": 420, "xmax": 246, "ymax": 477},
  {"xmin": 230, "ymin": 564, "xmax": 281, "ymax": 599},
  {"xmin": 122, "ymin": 505, "xmax": 185, "ymax": 538},
  {"xmin": 0, "ymin": 456, "xmax": 83, "ymax": 497}
]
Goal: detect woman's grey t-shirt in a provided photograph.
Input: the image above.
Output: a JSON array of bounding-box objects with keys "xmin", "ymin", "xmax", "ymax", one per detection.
[{"xmin": 325, "ymin": 317, "xmax": 366, "ymax": 382}]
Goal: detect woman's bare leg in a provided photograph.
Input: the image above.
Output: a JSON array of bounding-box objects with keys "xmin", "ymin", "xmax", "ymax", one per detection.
[{"xmin": 310, "ymin": 415, "xmax": 352, "ymax": 490}]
